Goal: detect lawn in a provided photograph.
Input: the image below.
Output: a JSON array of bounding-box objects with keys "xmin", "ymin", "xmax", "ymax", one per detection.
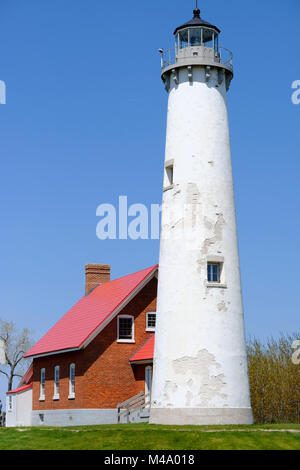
[{"xmin": 0, "ymin": 424, "xmax": 299, "ymax": 450}]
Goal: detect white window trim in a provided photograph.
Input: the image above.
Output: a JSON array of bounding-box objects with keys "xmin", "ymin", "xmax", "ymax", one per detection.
[
  {"xmin": 39, "ymin": 368, "xmax": 45, "ymax": 401},
  {"xmin": 146, "ymin": 312, "xmax": 156, "ymax": 332},
  {"xmin": 53, "ymin": 365, "xmax": 60, "ymax": 400},
  {"xmin": 68, "ymin": 363, "xmax": 75, "ymax": 400},
  {"xmin": 117, "ymin": 315, "xmax": 135, "ymax": 343},
  {"xmin": 206, "ymin": 258, "xmax": 227, "ymax": 288}
]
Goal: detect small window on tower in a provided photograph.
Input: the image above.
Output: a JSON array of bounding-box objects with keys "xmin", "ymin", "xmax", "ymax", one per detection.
[
  {"xmin": 164, "ymin": 160, "xmax": 174, "ymax": 190},
  {"xmin": 207, "ymin": 263, "xmax": 221, "ymax": 283}
]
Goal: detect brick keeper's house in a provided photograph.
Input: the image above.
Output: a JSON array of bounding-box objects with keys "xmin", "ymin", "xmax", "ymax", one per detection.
[{"xmin": 6, "ymin": 264, "xmax": 157, "ymax": 427}]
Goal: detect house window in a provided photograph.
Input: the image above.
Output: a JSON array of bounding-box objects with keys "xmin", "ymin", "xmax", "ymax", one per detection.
[
  {"xmin": 39, "ymin": 368, "xmax": 45, "ymax": 401},
  {"xmin": 117, "ymin": 315, "xmax": 134, "ymax": 342},
  {"xmin": 8, "ymin": 395, "xmax": 13, "ymax": 412},
  {"xmin": 53, "ymin": 366, "xmax": 60, "ymax": 400},
  {"xmin": 145, "ymin": 366, "xmax": 153, "ymax": 400},
  {"xmin": 68, "ymin": 363, "xmax": 75, "ymax": 399},
  {"xmin": 207, "ymin": 263, "xmax": 221, "ymax": 283},
  {"xmin": 146, "ymin": 312, "xmax": 156, "ymax": 332}
]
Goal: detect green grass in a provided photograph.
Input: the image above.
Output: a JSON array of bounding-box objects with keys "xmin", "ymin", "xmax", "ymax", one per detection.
[{"xmin": 0, "ymin": 424, "xmax": 299, "ymax": 450}]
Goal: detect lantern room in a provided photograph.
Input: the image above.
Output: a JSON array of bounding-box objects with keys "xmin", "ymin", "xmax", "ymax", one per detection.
[{"xmin": 174, "ymin": 8, "xmax": 220, "ymax": 53}]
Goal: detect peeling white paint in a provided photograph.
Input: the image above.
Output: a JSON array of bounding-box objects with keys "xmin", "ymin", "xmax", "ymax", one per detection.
[{"xmin": 150, "ymin": 63, "xmax": 252, "ymax": 424}]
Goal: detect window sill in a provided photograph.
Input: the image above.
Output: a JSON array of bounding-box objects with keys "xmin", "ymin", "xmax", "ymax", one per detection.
[
  {"xmin": 117, "ymin": 339, "xmax": 135, "ymax": 344},
  {"xmin": 68, "ymin": 394, "xmax": 75, "ymax": 400},
  {"xmin": 163, "ymin": 184, "xmax": 174, "ymax": 192},
  {"xmin": 146, "ymin": 328, "xmax": 155, "ymax": 332},
  {"xmin": 39, "ymin": 397, "xmax": 45, "ymax": 402},
  {"xmin": 206, "ymin": 282, "xmax": 227, "ymax": 288},
  {"xmin": 52, "ymin": 395, "xmax": 60, "ymax": 401}
]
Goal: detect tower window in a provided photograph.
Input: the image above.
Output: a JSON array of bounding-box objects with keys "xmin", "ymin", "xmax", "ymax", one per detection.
[
  {"xmin": 164, "ymin": 160, "xmax": 174, "ymax": 190},
  {"xmin": 207, "ymin": 263, "xmax": 221, "ymax": 283},
  {"xmin": 118, "ymin": 315, "xmax": 135, "ymax": 342}
]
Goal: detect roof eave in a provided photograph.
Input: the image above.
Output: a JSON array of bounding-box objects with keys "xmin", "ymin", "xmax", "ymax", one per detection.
[
  {"xmin": 24, "ymin": 346, "xmax": 81, "ymax": 360},
  {"xmin": 24, "ymin": 265, "xmax": 159, "ymax": 360},
  {"xmin": 174, "ymin": 24, "xmax": 221, "ymax": 35},
  {"xmin": 79, "ymin": 266, "xmax": 158, "ymax": 351},
  {"xmin": 129, "ymin": 359, "xmax": 153, "ymax": 365}
]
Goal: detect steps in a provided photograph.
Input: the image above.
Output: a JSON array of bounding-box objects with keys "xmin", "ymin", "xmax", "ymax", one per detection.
[{"xmin": 117, "ymin": 392, "xmax": 150, "ymax": 423}]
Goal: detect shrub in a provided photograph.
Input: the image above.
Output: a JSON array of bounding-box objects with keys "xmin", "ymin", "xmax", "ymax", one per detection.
[{"xmin": 247, "ymin": 333, "xmax": 300, "ymax": 423}]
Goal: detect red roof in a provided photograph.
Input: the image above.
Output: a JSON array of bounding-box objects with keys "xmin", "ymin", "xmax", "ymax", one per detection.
[
  {"xmin": 18, "ymin": 364, "xmax": 33, "ymax": 387},
  {"xmin": 130, "ymin": 334, "xmax": 155, "ymax": 363},
  {"xmin": 24, "ymin": 265, "xmax": 158, "ymax": 358},
  {"xmin": 7, "ymin": 383, "xmax": 33, "ymax": 395},
  {"xmin": 6, "ymin": 364, "xmax": 33, "ymax": 395}
]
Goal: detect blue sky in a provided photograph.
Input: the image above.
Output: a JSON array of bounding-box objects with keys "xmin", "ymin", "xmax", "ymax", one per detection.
[{"xmin": 0, "ymin": 0, "xmax": 299, "ymax": 398}]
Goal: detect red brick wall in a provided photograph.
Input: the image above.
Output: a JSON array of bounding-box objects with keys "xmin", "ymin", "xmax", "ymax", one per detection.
[{"xmin": 32, "ymin": 277, "xmax": 156, "ymax": 410}]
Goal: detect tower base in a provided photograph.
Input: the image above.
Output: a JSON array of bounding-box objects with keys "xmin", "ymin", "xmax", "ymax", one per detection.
[{"xmin": 149, "ymin": 408, "xmax": 254, "ymax": 426}]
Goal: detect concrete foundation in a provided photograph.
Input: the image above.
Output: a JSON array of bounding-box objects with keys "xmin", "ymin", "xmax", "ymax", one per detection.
[
  {"xmin": 31, "ymin": 409, "xmax": 118, "ymax": 427},
  {"xmin": 150, "ymin": 407, "xmax": 253, "ymax": 425}
]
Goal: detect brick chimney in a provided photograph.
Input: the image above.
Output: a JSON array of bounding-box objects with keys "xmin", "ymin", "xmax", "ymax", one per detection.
[{"xmin": 85, "ymin": 264, "xmax": 111, "ymax": 295}]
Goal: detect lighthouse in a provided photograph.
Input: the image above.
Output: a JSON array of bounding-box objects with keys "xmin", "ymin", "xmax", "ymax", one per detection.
[{"xmin": 150, "ymin": 7, "xmax": 253, "ymax": 425}]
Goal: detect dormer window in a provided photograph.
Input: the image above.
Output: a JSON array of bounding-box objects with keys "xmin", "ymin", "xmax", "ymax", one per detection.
[
  {"xmin": 117, "ymin": 315, "xmax": 135, "ymax": 343},
  {"xmin": 146, "ymin": 312, "xmax": 156, "ymax": 332}
]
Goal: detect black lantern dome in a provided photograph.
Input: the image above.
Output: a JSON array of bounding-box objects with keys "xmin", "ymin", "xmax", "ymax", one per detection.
[{"xmin": 174, "ymin": 8, "xmax": 220, "ymax": 36}]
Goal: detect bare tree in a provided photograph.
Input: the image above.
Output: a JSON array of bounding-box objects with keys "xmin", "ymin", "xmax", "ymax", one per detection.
[{"xmin": 0, "ymin": 319, "xmax": 34, "ymax": 392}]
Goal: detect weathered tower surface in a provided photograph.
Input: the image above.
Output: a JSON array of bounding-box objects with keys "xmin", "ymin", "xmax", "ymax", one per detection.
[{"xmin": 150, "ymin": 8, "xmax": 253, "ymax": 425}]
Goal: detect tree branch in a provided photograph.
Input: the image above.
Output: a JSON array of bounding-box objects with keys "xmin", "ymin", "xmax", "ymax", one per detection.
[{"xmin": 0, "ymin": 369, "xmax": 9, "ymax": 379}]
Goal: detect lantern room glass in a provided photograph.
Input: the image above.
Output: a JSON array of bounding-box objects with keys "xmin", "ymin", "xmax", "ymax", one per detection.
[{"xmin": 176, "ymin": 27, "xmax": 219, "ymax": 52}]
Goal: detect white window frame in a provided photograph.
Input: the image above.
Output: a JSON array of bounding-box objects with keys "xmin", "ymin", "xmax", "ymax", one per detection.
[
  {"xmin": 206, "ymin": 256, "xmax": 227, "ymax": 288},
  {"xmin": 146, "ymin": 312, "xmax": 156, "ymax": 332},
  {"xmin": 117, "ymin": 315, "xmax": 135, "ymax": 343},
  {"xmin": 68, "ymin": 363, "xmax": 75, "ymax": 399},
  {"xmin": 53, "ymin": 365, "xmax": 60, "ymax": 400},
  {"xmin": 39, "ymin": 368, "xmax": 45, "ymax": 401}
]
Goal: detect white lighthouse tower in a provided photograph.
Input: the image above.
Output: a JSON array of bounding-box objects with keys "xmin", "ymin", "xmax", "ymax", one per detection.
[{"xmin": 150, "ymin": 6, "xmax": 253, "ymax": 425}]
